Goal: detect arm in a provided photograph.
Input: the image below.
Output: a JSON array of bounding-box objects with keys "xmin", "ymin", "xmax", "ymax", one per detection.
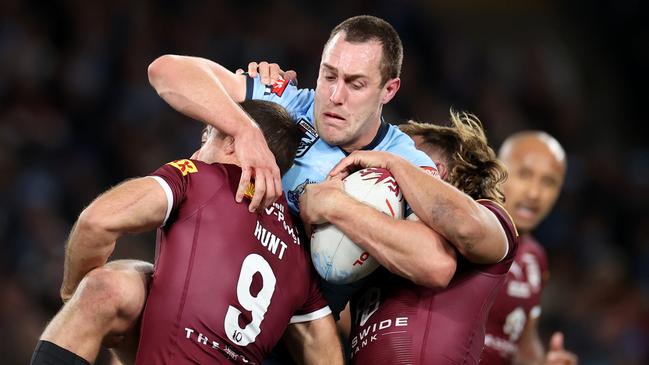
[
  {"xmin": 60, "ymin": 177, "xmax": 167, "ymax": 301},
  {"xmin": 330, "ymin": 151, "xmax": 508, "ymax": 264},
  {"xmin": 147, "ymin": 55, "xmax": 281, "ymax": 211},
  {"xmin": 282, "ymin": 315, "xmax": 344, "ymax": 365},
  {"xmin": 300, "ymin": 179, "xmax": 457, "ymax": 288}
]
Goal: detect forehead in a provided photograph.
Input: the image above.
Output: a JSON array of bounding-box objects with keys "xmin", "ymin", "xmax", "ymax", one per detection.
[
  {"xmin": 505, "ymin": 139, "xmax": 566, "ymax": 177},
  {"xmin": 321, "ymin": 33, "xmax": 383, "ymax": 78}
]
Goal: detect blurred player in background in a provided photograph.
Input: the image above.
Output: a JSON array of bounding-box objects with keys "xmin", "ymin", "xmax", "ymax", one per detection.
[
  {"xmin": 30, "ymin": 100, "xmax": 343, "ymax": 365},
  {"xmin": 480, "ymin": 131, "xmax": 578, "ymax": 365},
  {"xmin": 316, "ymin": 112, "xmax": 518, "ymax": 364}
]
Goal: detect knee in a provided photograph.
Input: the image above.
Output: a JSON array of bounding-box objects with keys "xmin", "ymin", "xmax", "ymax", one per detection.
[{"xmin": 73, "ymin": 266, "xmax": 128, "ymax": 319}]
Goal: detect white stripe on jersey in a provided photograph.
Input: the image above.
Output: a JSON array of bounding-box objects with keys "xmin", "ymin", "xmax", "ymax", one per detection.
[
  {"xmin": 149, "ymin": 176, "xmax": 173, "ymax": 226},
  {"xmin": 289, "ymin": 306, "xmax": 332, "ymax": 324}
]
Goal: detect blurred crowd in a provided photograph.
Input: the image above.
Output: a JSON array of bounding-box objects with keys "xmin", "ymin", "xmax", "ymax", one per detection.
[{"xmin": 1, "ymin": 0, "xmax": 647, "ymax": 364}]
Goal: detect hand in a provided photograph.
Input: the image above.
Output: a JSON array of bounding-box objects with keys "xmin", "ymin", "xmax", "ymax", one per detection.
[
  {"xmin": 329, "ymin": 151, "xmax": 397, "ymax": 179},
  {"xmin": 233, "ymin": 125, "xmax": 282, "ymax": 212},
  {"xmin": 545, "ymin": 332, "xmax": 578, "ymax": 365},
  {"xmin": 236, "ymin": 61, "xmax": 298, "ymax": 85},
  {"xmin": 299, "ymin": 178, "xmax": 346, "ymax": 225}
]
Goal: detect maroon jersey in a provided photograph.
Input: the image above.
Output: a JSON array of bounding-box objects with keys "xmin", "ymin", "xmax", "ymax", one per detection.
[
  {"xmin": 134, "ymin": 160, "xmax": 330, "ymax": 365},
  {"xmin": 348, "ymin": 200, "xmax": 518, "ymax": 365},
  {"xmin": 481, "ymin": 235, "xmax": 549, "ymax": 364}
]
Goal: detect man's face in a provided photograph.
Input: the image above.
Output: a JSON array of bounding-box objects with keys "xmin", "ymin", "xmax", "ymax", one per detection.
[
  {"xmin": 501, "ymin": 138, "xmax": 566, "ymax": 233},
  {"xmin": 314, "ymin": 33, "xmax": 399, "ymax": 152}
]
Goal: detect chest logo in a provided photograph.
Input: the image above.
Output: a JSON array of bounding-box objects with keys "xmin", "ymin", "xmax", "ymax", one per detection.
[{"xmin": 295, "ymin": 118, "xmax": 319, "ymax": 158}]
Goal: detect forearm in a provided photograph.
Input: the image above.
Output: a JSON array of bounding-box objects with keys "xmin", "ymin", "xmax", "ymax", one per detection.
[
  {"xmin": 385, "ymin": 156, "xmax": 504, "ymax": 263},
  {"xmin": 325, "ymin": 194, "xmax": 456, "ymax": 288},
  {"xmin": 61, "ymin": 178, "xmax": 166, "ymax": 299},
  {"xmin": 61, "ymin": 217, "xmax": 119, "ymax": 299},
  {"xmin": 148, "ymin": 55, "xmax": 253, "ymax": 137},
  {"xmin": 284, "ymin": 316, "xmax": 344, "ymax": 365}
]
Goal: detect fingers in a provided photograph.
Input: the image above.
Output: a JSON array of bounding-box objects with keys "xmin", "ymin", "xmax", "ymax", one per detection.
[
  {"xmin": 546, "ymin": 351, "xmax": 578, "ymax": 365},
  {"xmin": 547, "ymin": 332, "xmax": 578, "ymax": 365},
  {"xmin": 549, "ymin": 332, "xmax": 564, "ymax": 351},
  {"xmin": 235, "ymin": 68, "xmax": 244, "ymax": 75},
  {"xmin": 329, "ymin": 156, "xmax": 357, "ymax": 177},
  {"xmin": 236, "ymin": 167, "xmax": 253, "ymax": 203},
  {"xmin": 247, "ymin": 62, "xmax": 259, "ymax": 78},
  {"xmin": 258, "ymin": 61, "xmax": 270, "ymax": 84},
  {"xmin": 272, "ymin": 165, "xmax": 283, "ymax": 205},
  {"xmin": 246, "ymin": 61, "xmax": 283, "ymax": 85},
  {"xmin": 249, "ymin": 171, "xmax": 266, "ymax": 213},
  {"xmin": 260, "ymin": 170, "xmax": 276, "ymax": 212},
  {"xmin": 269, "ymin": 63, "xmax": 281, "ymax": 85},
  {"xmin": 283, "ymin": 70, "xmax": 298, "ymax": 84}
]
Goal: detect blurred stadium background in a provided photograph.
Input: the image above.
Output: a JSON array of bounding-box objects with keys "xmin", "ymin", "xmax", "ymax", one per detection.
[{"xmin": 1, "ymin": 0, "xmax": 647, "ymax": 364}]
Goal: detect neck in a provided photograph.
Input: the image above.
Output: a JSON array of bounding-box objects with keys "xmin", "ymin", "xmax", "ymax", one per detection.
[{"xmin": 341, "ymin": 119, "xmax": 382, "ymax": 153}]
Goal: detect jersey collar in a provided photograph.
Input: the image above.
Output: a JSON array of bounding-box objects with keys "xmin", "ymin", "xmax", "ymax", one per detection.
[{"xmin": 339, "ymin": 118, "xmax": 390, "ymax": 156}]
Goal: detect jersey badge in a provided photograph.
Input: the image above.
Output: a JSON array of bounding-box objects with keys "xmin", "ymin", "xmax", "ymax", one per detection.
[
  {"xmin": 167, "ymin": 159, "xmax": 198, "ymax": 176},
  {"xmin": 243, "ymin": 183, "xmax": 255, "ymax": 199},
  {"xmin": 295, "ymin": 118, "xmax": 319, "ymax": 158}
]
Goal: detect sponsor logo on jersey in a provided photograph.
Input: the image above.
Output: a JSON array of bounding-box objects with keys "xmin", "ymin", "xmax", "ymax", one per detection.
[
  {"xmin": 295, "ymin": 118, "xmax": 319, "ymax": 158},
  {"xmin": 263, "ymin": 77, "xmax": 289, "ymax": 97},
  {"xmin": 168, "ymin": 159, "xmax": 198, "ymax": 176},
  {"xmin": 183, "ymin": 327, "xmax": 252, "ymax": 364}
]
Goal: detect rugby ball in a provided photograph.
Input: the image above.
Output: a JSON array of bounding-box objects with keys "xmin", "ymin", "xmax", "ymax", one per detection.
[{"xmin": 310, "ymin": 167, "xmax": 404, "ymax": 284}]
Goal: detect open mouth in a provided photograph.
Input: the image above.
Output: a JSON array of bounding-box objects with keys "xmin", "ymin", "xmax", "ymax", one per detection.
[{"xmin": 514, "ymin": 204, "xmax": 538, "ymax": 220}]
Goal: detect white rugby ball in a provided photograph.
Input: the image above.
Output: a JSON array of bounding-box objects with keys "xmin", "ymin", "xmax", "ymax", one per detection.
[{"xmin": 310, "ymin": 167, "xmax": 404, "ymax": 284}]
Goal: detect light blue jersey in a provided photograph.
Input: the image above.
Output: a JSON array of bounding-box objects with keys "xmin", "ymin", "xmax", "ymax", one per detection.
[{"xmin": 246, "ymin": 75, "xmax": 436, "ymax": 215}]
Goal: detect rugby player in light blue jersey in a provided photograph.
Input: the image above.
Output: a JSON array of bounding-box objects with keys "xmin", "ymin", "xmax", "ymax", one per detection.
[{"xmin": 148, "ymin": 16, "xmax": 459, "ymax": 304}]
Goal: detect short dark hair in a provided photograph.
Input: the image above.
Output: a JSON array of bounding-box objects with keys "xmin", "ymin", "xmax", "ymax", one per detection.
[
  {"xmin": 240, "ymin": 100, "xmax": 301, "ymax": 175},
  {"xmin": 328, "ymin": 15, "xmax": 403, "ymax": 85}
]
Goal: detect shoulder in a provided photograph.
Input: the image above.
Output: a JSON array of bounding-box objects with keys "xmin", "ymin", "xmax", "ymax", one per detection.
[{"xmin": 381, "ymin": 125, "xmax": 435, "ymax": 166}]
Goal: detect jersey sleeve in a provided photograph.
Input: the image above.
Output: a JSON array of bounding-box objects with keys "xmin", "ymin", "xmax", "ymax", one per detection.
[
  {"xmin": 477, "ymin": 199, "xmax": 519, "ymax": 274},
  {"xmin": 245, "ymin": 74, "xmax": 315, "ymax": 120},
  {"xmin": 149, "ymin": 159, "xmax": 198, "ymax": 224},
  {"xmin": 289, "ymin": 270, "xmax": 332, "ymax": 323}
]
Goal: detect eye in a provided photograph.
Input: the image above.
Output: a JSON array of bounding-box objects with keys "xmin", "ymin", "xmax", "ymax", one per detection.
[
  {"xmin": 541, "ymin": 176, "xmax": 560, "ymax": 188},
  {"xmin": 323, "ymin": 73, "xmax": 336, "ymax": 81},
  {"xmin": 351, "ymin": 82, "xmax": 364, "ymax": 90}
]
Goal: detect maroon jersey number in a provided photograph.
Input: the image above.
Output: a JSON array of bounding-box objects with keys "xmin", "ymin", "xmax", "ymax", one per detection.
[{"xmin": 224, "ymin": 253, "xmax": 277, "ymax": 346}]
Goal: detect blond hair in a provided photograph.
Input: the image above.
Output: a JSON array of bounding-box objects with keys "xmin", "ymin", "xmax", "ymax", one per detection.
[{"xmin": 400, "ymin": 110, "xmax": 507, "ymax": 203}]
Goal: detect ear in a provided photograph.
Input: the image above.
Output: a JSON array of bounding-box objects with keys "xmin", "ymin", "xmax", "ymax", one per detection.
[
  {"xmin": 434, "ymin": 161, "xmax": 448, "ymax": 180},
  {"xmin": 381, "ymin": 78, "xmax": 401, "ymax": 104},
  {"xmin": 223, "ymin": 136, "xmax": 236, "ymax": 155}
]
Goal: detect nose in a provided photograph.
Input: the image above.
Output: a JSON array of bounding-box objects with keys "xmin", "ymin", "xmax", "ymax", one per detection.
[
  {"xmin": 329, "ymin": 79, "xmax": 346, "ymax": 105},
  {"xmin": 526, "ymin": 180, "xmax": 542, "ymax": 201}
]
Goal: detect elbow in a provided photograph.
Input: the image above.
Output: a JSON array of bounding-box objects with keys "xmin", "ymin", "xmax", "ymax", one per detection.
[
  {"xmin": 416, "ymin": 256, "xmax": 456, "ymax": 289},
  {"xmin": 76, "ymin": 205, "xmax": 114, "ymax": 245},
  {"xmin": 451, "ymin": 212, "xmax": 486, "ymax": 254},
  {"xmin": 148, "ymin": 54, "xmax": 183, "ymax": 92},
  {"xmin": 397, "ymin": 249, "xmax": 456, "ymax": 289}
]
